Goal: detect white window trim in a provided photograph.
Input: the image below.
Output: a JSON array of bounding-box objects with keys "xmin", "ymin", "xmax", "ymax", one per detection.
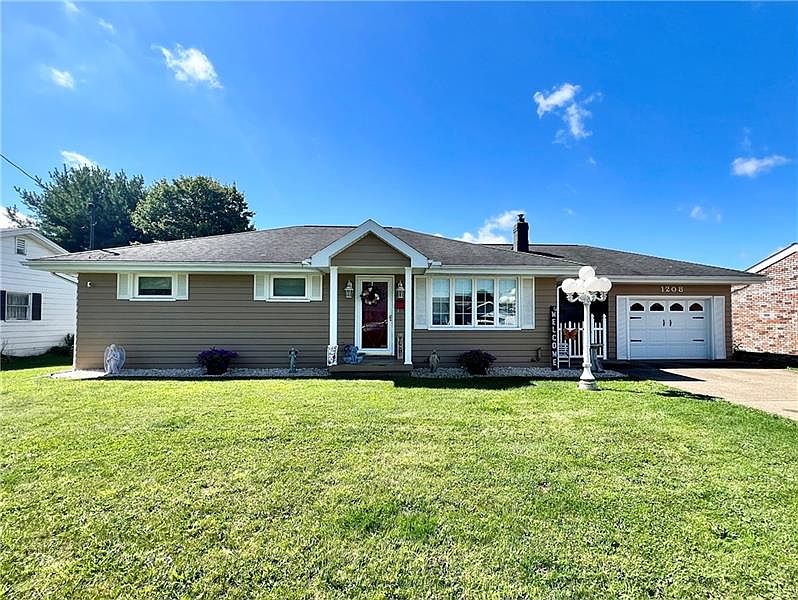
[
  {"xmin": 15, "ymin": 237, "xmax": 27, "ymax": 256},
  {"xmin": 131, "ymin": 273, "xmax": 179, "ymax": 301},
  {"xmin": 428, "ymin": 276, "xmax": 521, "ymax": 330},
  {"xmin": 5, "ymin": 291, "xmax": 32, "ymax": 321},
  {"xmin": 253, "ymin": 273, "xmax": 323, "ymax": 302},
  {"xmin": 268, "ymin": 274, "xmax": 312, "ymax": 302}
]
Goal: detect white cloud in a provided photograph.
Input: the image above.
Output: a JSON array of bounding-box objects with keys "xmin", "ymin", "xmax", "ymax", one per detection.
[
  {"xmin": 458, "ymin": 209, "xmax": 526, "ymax": 244},
  {"xmin": 564, "ymin": 208, "xmax": 576, "ymax": 217},
  {"xmin": 731, "ymin": 155, "xmax": 790, "ymax": 177},
  {"xmin": 97, "ymin": 18, "xmax": 115, "ymax": 34},
  {"xmin": 533, "ymin": 83, "xmax": 580, "ymax": 117},
  {"xmin": 63, "ymin": 1, "xmax": 79, "ymax": 14},
  {"xmin": 60, "ymin": 150, "xmax": 97, "ymax": 168},
  {"xmin": 689, "ymin": 205, "xmax": 722, "ymax": 223},
  {"xmin": 564, "ymin": 102, "xmax": 591, "ymax": 139},
  {"xmin": 587, "ymin": 156, "xmax": 597, "ymax": 166},
  {"xmin": 156, "ymin": 44, "xmax": 222, "ymax": 89},
  {"xmin": 48, "ymin": 67, "xmax": 75, "ymax": 89},
  {"xmin": 533, "ymin": 83, "xmax": 599, "ymax": 143}
]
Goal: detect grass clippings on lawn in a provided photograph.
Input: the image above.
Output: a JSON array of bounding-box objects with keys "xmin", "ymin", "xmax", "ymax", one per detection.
[{"xmin": 1, "ymin": 367, "xmax": 797, "ymax": 598}]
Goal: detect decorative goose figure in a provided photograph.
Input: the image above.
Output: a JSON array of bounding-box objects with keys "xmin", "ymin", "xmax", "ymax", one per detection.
[{"xmin": 428, "ymin": 349, "xmax": 440, "ymax": 373}]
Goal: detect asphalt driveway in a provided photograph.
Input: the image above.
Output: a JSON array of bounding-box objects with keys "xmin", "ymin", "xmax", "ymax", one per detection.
[{"xmin": 619, "ymin": 362, "xmax": 798, "ymax": 420}]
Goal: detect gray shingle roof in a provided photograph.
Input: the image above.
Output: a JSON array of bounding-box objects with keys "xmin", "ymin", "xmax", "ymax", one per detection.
[
  {"xmin": 31, "ymin": 226, "xmax": 579, "ymax": 268},
  {"xmin": 526, "ymin": 244, "xmax": 760, "ymax": 279},
  {"xmin": 30, "ymin": 225, "xmax": 761, "ymax": 280}
]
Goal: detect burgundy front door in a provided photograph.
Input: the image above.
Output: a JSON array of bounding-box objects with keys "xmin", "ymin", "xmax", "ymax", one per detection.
[{"xmin": 360, "ymin": 280, "xmax": 390, "ymax": 351}]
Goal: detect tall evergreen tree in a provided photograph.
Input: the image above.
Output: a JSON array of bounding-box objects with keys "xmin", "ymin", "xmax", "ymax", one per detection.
[
  {"xmin": 132, "ymin": 176, "xmax": 254, "ymax": 241},
  {"xmin": 12, "ymin": 166, "xmax": 148, "ymax": 252}
]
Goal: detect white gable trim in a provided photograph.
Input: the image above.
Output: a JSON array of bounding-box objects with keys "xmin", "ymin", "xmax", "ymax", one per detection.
[
  {"xmin": 747, "ymin": 243, "xmax": 798, "ymax": 274},
  {"xmin": 1, "ymin": 227, "xmax": 69, "ymax": 255},
  {"xmin": 307, "ymin": 219, "xmax": 428, "ymax": 268}
]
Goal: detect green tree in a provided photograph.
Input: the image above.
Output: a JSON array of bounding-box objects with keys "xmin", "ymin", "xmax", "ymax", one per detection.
[
  {"xmin": 12, "ymin": 166, "xmax": 148, "ymax": 252},
  {"xmin": 132, "ymin": 176, "xmax": 254, "ymax": 241}
]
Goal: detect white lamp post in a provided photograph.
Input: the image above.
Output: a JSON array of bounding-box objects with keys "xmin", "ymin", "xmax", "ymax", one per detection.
[{"xmin": 561, "ymin": 266, "xmax": 612, "ymax": 390}]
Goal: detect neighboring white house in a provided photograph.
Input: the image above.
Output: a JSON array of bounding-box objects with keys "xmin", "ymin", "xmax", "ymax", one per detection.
[{"xmin": 0, "ymin": 228, "xmax": 76, "ymax": 356}]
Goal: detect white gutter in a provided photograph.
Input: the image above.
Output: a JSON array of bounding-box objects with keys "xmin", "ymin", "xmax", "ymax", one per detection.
[
  {"xmin": 424, "ymin": 265, "xmax": 578, "ymax": 276},
  {"xmin": 24, "ymin": 260, "xmax": 325, "ymax": 274}
]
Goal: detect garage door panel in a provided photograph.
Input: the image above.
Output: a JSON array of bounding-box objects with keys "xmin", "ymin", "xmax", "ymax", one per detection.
[{"xmin": 625, "ymin": 297, "xmax": 709, "ymax": 359}]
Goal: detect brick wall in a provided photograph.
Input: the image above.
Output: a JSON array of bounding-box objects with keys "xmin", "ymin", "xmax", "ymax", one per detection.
[{"xmin": 731, "ymin": 252, "xmax": 798, "ymax": 355}]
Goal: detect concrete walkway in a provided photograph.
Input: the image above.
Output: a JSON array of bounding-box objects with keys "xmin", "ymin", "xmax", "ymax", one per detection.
[{"xmin": 620, "ymin": 362, "xmax": 798, "ymax": 421}]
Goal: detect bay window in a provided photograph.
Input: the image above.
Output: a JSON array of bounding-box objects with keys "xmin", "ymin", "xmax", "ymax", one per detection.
[{"xmin": 429, "ymin": 276, "xmax": 520, "ymax": 328}]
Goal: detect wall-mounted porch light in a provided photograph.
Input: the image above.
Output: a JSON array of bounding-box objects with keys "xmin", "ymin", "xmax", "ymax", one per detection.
[
  {"xmin": 344, "ymin": 280, "xmax": 354, "ymax": 299},
  {"xmin": 396, "ymin": 281, "xmax": 405, "ymax": 300}
]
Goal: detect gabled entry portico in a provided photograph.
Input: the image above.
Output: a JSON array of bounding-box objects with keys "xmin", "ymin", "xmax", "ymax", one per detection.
[{"xmin": 309, "ymin": 220, "xmax": 427, "ymax": 367}]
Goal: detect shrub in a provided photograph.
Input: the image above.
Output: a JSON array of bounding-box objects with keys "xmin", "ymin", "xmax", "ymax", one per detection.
[
  {"xmin": 49, "ymin": 333, "xmax": 75, "ymax": 357},
  {"xmin": 457, "ymin": 349, "xmax": 496, "ymax": 375},
  {"xmin": 197, "ymin": 347, "xmax": 238, "ymax": 375}
]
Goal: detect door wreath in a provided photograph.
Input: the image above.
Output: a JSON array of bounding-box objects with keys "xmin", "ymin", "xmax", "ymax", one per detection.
[{"xmin": 360, "ymin": 285, "xmax": 382, "ymax": 306}]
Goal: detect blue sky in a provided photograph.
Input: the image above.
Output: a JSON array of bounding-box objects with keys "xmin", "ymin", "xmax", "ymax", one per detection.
[{"xmin": 2, "ymin": 1, "xmax": 796, "ymax": 269}]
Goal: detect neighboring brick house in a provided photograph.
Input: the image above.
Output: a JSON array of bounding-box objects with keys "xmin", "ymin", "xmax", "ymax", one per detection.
[{"xmin": 732, "ymin": 243, "xmax": 798, "ymax": 356}]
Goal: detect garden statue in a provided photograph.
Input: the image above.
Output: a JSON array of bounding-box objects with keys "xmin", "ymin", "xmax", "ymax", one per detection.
[
  {"xmin": 342, "ymin": 344, "xmax": 364, "ymax": 364},
  {"xmin": 428, "ymin": 349, "xmax": 440, "ymax": 373},
  {"xmin": 288, "ymin": 347, "xmax": 298, "ymax": 373},
  {"xmin": 103, "ymin": 344, "xmax": 126, "ymax": 375}
]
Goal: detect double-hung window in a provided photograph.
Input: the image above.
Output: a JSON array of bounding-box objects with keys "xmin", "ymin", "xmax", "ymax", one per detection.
[
  {"xmin": 429, "ymin": 276, "xmax": 520, "ymax": 329},
  {"xmin": 454, "ymin": 278, "xmax": 472, "ymax": 326},
  {"xmin": 497, "ymin": 279, "xmax": 518, "ymax": 326},
  {"xmin": 476, "ymin": 279, "xmax": 495, "ymax": 325},
  {"xmin": 5, "ymin": 292, "xmax": 30, "ymax": 320},
  {"xmin": 431, "ymin": 278, "xmax": 451, "ymax": 325}
]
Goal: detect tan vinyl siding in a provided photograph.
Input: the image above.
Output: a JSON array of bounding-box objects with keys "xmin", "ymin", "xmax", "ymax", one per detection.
[
  {"xmin": 412, "ymin": 277, "xmax": 556, "ymax": 367},
  {"xmin": 607, "ymin": 283, "xmax": 732, "ymax": 359},
  {"xmin": 331, "ymin": 233, "xmax": 410, "ymax": 267},
  {"xmin": 75, "ymin": 273, "xmax": 329, "ymax": 369}
]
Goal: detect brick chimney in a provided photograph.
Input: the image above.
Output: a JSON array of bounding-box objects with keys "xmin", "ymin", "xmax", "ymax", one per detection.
[{"xmin": 513, "ymin": 214, "xmax": 529, "ymax": 252}]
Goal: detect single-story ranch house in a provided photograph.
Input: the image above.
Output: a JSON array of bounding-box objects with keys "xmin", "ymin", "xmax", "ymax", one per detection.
[{"xmin": 27, "ymin": 217, "xmax": 763, "ymax": 371}]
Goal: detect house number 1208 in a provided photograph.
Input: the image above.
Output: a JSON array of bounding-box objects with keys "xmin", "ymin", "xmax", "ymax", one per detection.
[{"xmin": 660, "ymin": 286, "xmax": 684, "ymax": 293}]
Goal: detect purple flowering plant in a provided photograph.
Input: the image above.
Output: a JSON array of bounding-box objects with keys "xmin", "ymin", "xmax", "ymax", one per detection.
[{"xmin": 197, "ymin": 347, "xmax": 239, "ymax": 375}]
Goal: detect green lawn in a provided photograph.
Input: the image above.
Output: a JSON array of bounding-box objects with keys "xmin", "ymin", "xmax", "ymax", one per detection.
[{"xmin": 1, "ymin": 367, "xmax": 796, "ymax": 599}]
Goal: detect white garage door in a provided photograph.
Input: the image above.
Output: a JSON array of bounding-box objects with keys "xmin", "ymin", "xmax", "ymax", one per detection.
[{"xmin": 627, "ymin": 298, "xmax": 709, "ymax": 359}]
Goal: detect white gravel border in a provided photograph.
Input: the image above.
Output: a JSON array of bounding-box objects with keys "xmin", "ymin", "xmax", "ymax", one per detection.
[
  {"xmin": 50, "ymin": 366, "xmax": 624, "ymax": 380},
  {"xmin": 411, "ymin": 366, "xmax": 626, "ymax": 379},
  {"xmin": 50, "ymin": 367, "xmax": 330, "ymax": 380}
]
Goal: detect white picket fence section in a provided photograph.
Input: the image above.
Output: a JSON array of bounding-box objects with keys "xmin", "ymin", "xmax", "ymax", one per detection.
[{"xmin": 558, "ymin": 314, "xmax": 607, "ymax": 365}]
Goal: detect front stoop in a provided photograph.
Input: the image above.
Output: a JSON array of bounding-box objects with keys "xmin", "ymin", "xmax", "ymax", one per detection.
[{"xmin": 329, "ymin": 357, "xmax": 412, "ymax": 375}]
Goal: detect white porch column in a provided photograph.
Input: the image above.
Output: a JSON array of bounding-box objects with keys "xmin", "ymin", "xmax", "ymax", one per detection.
[
  {"xmin": 329, "ymin": 267, "xmax": 338, "ymax": 347},
  {"xmin": 404, "ymin": 267, "xmax": 413, "ymax": 365}
]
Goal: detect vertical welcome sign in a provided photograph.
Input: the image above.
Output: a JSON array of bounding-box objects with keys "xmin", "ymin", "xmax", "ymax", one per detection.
[{"xmin": 550, "ymin": 305, "xmax": 558, "ymax": 370}]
